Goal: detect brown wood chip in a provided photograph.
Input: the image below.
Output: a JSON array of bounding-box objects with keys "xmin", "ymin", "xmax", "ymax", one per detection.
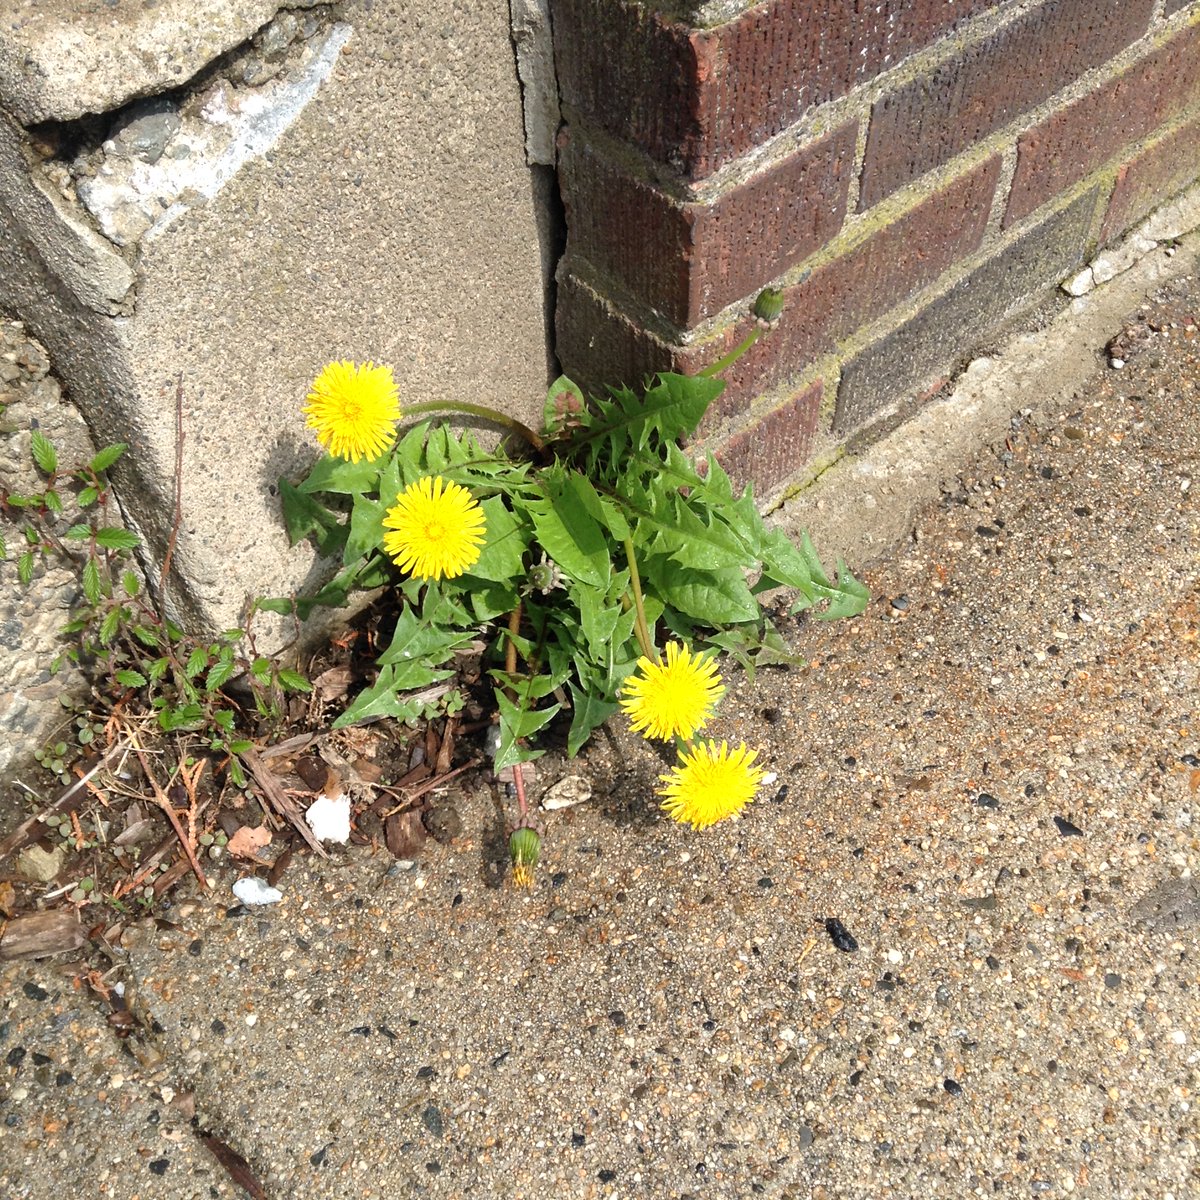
[{"xmin": 0, "ymin": 910, "xmax": 85, "ymax": 960}]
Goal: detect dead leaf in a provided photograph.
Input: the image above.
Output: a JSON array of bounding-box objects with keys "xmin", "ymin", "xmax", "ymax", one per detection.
[
  {"xmin": 196, "ymin": 1130, "xmax": 268, "ymax": 1200},
  {"xmin": 312, "ymin": 664, "xmax": 354, "ymax": 701},
  {"xmin": 227, "ymin": 825, "xmax": 273, "ymax": 861},
  {"xmin": 0, "ymin": 880, "xmax": 15, "ymax": 917},
  {"xmin": 385, "ymin": 810, "xmax": 427, "ymax": 858}
]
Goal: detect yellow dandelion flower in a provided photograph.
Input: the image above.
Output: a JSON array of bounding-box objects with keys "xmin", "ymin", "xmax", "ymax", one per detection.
[
  {"xmin": 657, "ymin": 740, "xmax": 764, "ymax": 831},
  {"xmin": 619, "ymin": 641, "xmax": 724, "ymax": 742},
  {"xmin": 382, "ymin": 475, "xmax": 486, "ymax": 581},
  {"xmin": 303, "ymin": 360, "xmax": 401, "ymax": 462}
]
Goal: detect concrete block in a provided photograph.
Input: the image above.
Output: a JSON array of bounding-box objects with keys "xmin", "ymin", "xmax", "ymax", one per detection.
[
  {"xmin": 0, "ymin": 0, "xmax": 327, "ymax": 124},
  {"xmin": 0, "ymin": 0, "xmax": 553, "ymax": 636}
]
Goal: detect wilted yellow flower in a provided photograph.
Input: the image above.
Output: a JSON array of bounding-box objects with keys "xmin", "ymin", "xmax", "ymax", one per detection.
[
  {"xmin": 657, "ymin": 740, "xmax": 764, "ymax": 830},
  {"xmin": 303, "ymin": 360, "xmax": 401, "ymax": 462},
  {"xmin": 619, "ymin": 641, "xmax": 724, "ymax": 742},
  {"xmin": 382, "ymin": 475, "xmax": 486, "ymax": 581}
]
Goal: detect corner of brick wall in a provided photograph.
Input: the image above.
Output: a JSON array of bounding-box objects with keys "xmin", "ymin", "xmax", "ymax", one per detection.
[{"xmin": 551, "ymin": 0, "xmax": 1200, "ymax": 500}]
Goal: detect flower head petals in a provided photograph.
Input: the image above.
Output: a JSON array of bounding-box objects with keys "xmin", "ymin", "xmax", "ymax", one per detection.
[
  {"xmin": 303, "ymin": 360, "xmax": 401, "ymax": 462},
  {"xmin": 619, "ymin": 641, "xmax": 724, "ymax": 743},
  {"xmin": 382, "ymin": 475, "xmax": 486, "ymax": 581},
  {"xmin": 657, "ymin": 740, "xmax": 763, "ymax": 830}
]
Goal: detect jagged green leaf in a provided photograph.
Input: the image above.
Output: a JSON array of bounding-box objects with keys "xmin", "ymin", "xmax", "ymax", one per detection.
[
  {"xmin": 296, "ymin": 453, "xmax": 382, "ymax": 496},
  {"xmin": 527, "ymin": 471, "xmax": 610, "ymax": 588},
  {"xmin": 493, "ymin": 690, "xmax": 560, "ymax": 772},
  {"xmin": 647, "ymin": 559, "xmax": 759, "ymax": 624},
  {"xmin": 94, "ymin": 527, "xmax": 140, "ymax": 551},
  {"xmin": 278, "ymin": 476, "xmax": 346, "ymax": 555},
  {"xmin": 30, "ymin": 430, "xmax": 57, "ymax": 474},
  {"xmin": 566, "ymin": 684, "xmax": 618, "ymax": 758},
  {"xmin": 89, "ymin": 443, "xmax": 128, "ymax": 473},
  {"xmin": 81, "ymin": 557, "xmax": 100, "ymax": 604},
  {"xmin": 277, "ymin": 668, "xmax": 311, "ymax": 693},
  {"xmin": 468, "ymin": 496, "xmax": 529, "ymax": 583}
]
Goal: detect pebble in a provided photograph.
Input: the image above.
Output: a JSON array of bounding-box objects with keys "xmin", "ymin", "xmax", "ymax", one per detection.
[
  {"xmin": 943, "ymin": 1078, "xmax": 964, "ymax": 1096},
  {"xmin": 541, "ymin": 774, "xmax": 594, "ymax": 810},
  {"xmin": 825, "ymin": 918, "xmax": 859, "ymax": 952},
  {"xmin": 1053, "ymin": 815, "xmax": 1084, "ymax": 837},
  {"xmin": 232, "ymin": 877, "xmax": 283, "ymax": 906}
]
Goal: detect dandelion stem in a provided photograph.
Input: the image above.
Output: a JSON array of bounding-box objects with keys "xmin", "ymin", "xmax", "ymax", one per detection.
[
  {"xmin": 503, "ymin": 603, "xmax": 529, "ymax": 820},
  {"xmin": 404, "ymin": 400, "xmax": 545, "ymax": 452},
  {"xmin": 623, "ymin": 538, "xmax": 658, "ymax": 664},
  {"xmin": 697, "ymin": 326, "xmax": 763, "ymax": 379}
]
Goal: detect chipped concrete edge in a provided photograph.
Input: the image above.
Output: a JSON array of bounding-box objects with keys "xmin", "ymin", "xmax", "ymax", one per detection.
[{"xmin": 774, "ymin": 225, "xmax": 1200, "ymax": 573}]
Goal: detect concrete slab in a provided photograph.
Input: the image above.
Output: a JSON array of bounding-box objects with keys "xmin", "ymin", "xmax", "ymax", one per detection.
[
  {"xmin": 1, "ymin": 0, "xmax": 553, "ymax": 635},
  {"xmin": 0, "ymin": 0, "xmax": 326, "ymax": 124},
  {"xmin": 3, "ymin": 255, "xmax": 1199, "ymax": 1200}
]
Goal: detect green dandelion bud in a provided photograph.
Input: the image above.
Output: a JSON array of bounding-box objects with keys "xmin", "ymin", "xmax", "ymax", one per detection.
[
  {"xmin": 753, "ymin": 287, "xmax": 785, "ymax": 324},
  {"xmin": 509, "ymin": 826, "xmax": 542, "ymax": 889}
]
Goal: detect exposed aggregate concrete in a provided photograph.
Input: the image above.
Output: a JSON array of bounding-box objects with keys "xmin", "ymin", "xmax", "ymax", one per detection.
[{"xmin": 1, "ymin": 267, "xmax": 1199, "ymax": 1199}]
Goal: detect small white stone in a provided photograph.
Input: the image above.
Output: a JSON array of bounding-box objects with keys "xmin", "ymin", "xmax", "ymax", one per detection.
[
  {"xmin": 245, "ymin": 1013, "xmax": 258, "ymax": 1027},
  {"xmin": 1170, "ymin": 1030, "xmax": 1187, "ymax": 1045},
  {"xmin": 886, "ymin": 948, "xmax": 903, "ymax": 964},
  {"xmin": 232, "ymin": 876, "xmax": 283, "ymax": 906},
  {"xmin": 541, "ymin": 774, "xmax": 593, "ymax": 811},
  {"xmin": 306, "ymin": 793, "xmax": 351, "ymax": 844},
  {"xmin": 1063, "ymin": 267, "xmax": 1094, "ymax": 297},
  {"xmin": 1110, "ymin": 357, "xmax": 1125, "ymax": 370}
]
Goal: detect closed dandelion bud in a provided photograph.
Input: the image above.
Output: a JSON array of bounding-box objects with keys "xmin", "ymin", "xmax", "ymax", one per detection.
[
  {"xmin": 509, "ymin": 826, "xmax": 542, "ymax": 888},
  {"xmin": 753, "ymin": 287, "xmax": 785, "ymax": 325}
]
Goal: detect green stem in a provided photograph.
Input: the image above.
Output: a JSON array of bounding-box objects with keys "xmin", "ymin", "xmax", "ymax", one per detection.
[
  {"xmin": 697, "ymin": 326, "xmax": 764, "ymax": 379},
  {"xmin": 404, "ymin": 400, "xmax": 545, "ymax": 452},
  {"xmin": 623, "ymin": 538, "xmax": 658, "ymax": 664}
]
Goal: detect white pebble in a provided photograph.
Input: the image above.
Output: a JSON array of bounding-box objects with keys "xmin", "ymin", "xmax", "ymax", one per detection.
[
  {"xmin": 886, "ymin": 949, "xmax": 903, "ymax": 964},
  {"xmin": 232, "ymin": 877, "xmax": 283, "ymax": 906},
  {"xmin": 306, "ymin": 793, "xmax": 352, "ymax": 844}
]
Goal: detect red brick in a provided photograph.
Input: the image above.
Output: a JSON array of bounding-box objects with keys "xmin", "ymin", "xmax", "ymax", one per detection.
[
  {"xmin": 860, "ymin": 0, "xmax": 1156, "ymax": 211},
  {"xmin": 713, "ymin": 382, "xmax": 823, "ymax": 497},
  {"xmin": 1101, "ymin": 115, "xmax": 1200, "ymax": 242},
  {"xmin": 559, "ymin": 124, "xmax": 855, "ymax": 328},
  {"xmin": 556, "ymin": 157, "xmax": 1001, "ymax": 420},
  {"xmin": 837, "ymin": 186, "xmax": 1100, "ymax": 431},
  {"xmin": 552, "ymin": 0, "xmax": 1002, "ymax": 180},
  {"xmin": 554, "ymin": 272, "xmax": 697, "ymax": 405},
  {"xmin": 687, "ymin": 157, "xmax": 1002, "ymax": 401},
  {"xmin": 1006, "ymin": 21, "xmax": 1200, "ymax": 226}
]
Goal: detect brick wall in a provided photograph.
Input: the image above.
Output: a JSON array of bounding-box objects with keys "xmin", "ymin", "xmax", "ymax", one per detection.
[{"xmin": 551, "ymin": 0, "xmax": 1200, "ymax": 498}]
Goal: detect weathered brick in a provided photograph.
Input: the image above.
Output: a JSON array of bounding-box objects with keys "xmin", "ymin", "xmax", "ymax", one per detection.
[
  {"xmin": 836, "ymin": 187, "xmax": 1101, "ymax": 432},
  {"xmin": 1101, "ymin": 115, "xmax": 1200, "ymax": 242},
  {"xmin": 860, "ymin": 0, "xmax": 1155, "ymax": 211},
  {"xmin": 555, "ymin": 271, "xmax": 695, "ymax": 403},
  {"xmin": 681, "ymin": 156, "xmax": 1003, "ymax": 405},
  {"xmin": 552, "ymin": 0, "xmax": 1002, "ymax": 180},
  {"xmin": 559, "ymin": 124, "xmax": 855, "ymax": 328},
  {"xmin": 1006, "ymin": 21, "xmax": 1200, "ymax": 226},
  {"xmin": 556, "ymin": 158, "xmax": 1002, "ymax": 421},
  {"xmin": 713, "ymin": 382, "xmax": 823, "ymax": 498}
]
